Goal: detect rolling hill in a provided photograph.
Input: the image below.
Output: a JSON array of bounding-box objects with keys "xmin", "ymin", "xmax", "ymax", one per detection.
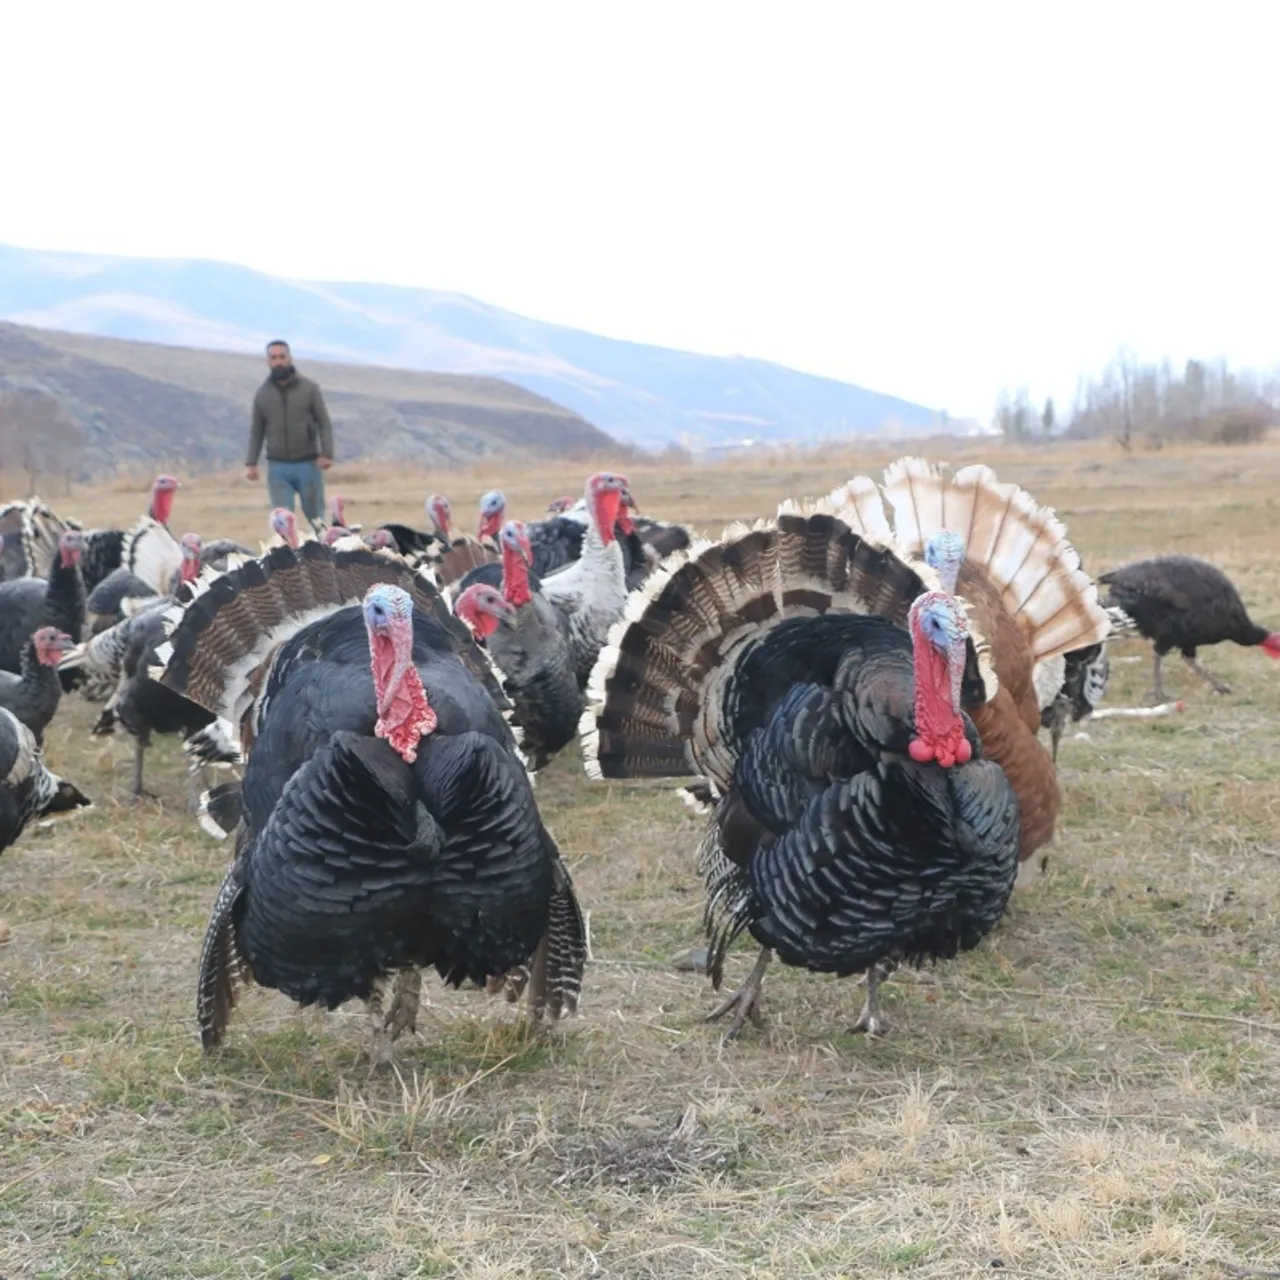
[
  {"xmin": 0, "ymin": 321, "xmax": 613, "ymax": 479},
  {"xmin": 0, "ymin": 243, "xmax": 942, "ymax": 449}
]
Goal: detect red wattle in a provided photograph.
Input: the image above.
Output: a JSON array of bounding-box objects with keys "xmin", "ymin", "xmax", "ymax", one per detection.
[
  {"xmin": 501, "ymin": 546, "xmax": 532, "ymax": 608},
  {"xmin": 955, "ymin": 737, "xmax": 972, "ymax": 763},
  {"xmin": 909, "ymin": 738, "xmax": 934, "ymax": 763}
]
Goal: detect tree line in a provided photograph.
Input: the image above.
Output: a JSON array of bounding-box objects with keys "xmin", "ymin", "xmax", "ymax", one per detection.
[{"xmin": 995, "ymin": 351, "xmax": 1279, "ymax": 448}]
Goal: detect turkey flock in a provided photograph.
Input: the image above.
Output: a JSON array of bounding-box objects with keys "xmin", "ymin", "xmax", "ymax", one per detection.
[{"xmin": 2, "ymin": 459, "xmax": 1277, "ymax": 1065}]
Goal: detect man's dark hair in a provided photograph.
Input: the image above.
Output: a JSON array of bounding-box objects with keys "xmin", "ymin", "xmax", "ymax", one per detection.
[{"xmin": 266, "ymin": 339, "xmax": 291, "ymax": 353}]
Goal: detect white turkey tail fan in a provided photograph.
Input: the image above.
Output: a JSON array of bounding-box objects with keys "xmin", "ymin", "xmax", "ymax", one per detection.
[
  {"xmin": 875, "ymin": 457, "xmax": 1112, "ymax": 663},
  {"xmin": 581, "ymin": 508, "xmax": 997, "ymax": 792},
  {"xmin": 123, "ymin": 514, "xmax": 183, "ymax": 595},
  {"xmin": 816, "ymin": 474, "xmax": 894, "ymax": 543},
  {"xmin": 154, "ymin": 541, "xmax": 510, "ymax": 749}
]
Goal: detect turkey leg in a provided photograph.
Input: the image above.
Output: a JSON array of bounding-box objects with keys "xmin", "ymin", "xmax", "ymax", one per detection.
[
  {"xmin": 1147, "ymin": 651, "xmax": 1166, "ymax": 703},
  {"xmin": 129, "ymin": 738, "xmax": 158, "ymax": 802},
  {"xmin": 705, "ymin": 946, "xmax": 772, "ymax": 1041},
  {"xmin": 850, "ymin": 959, "xmax": 897, "ymax": 1036},
  {"xmin": 1184, "ymin": 654, "xmax": 1231, "ymax": 695},
  {"xmin": 366, "ymin": 978, "xmax": 395, "ymax": 1069},
  {"xmin": 387, "ymin": 969, "xmax": 422, "ymax": 1040}
]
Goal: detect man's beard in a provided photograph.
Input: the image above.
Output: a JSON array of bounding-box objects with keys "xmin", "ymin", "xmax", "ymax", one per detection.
[{"xmin": 270, "ymin": 363, "xmax": 297, "ymax": 384}]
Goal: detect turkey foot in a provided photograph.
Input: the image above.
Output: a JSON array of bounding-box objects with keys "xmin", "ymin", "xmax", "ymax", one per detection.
[
  {"xmin": 387, "ymin": 969, "xmax": 422, "ymax": 1040},
  {"xmin": 849, "ymin": 960, "xmax": 896, "ymax": 1037},
  {"xmin": 706, "ymin": 947, "xmax": 772, "ymax": 1041},
  {"xmin": 1184, "ymin": 655, "xmax": 1231, "ymax": 695}
]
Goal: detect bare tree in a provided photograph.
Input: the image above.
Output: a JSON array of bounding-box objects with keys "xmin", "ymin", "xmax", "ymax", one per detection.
[{"xmin": 0, "ymin": 388, "xmax": 86, "ymax": 496}]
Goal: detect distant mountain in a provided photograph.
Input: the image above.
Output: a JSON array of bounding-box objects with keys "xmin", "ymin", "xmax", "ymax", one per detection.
[
  {"xmin": 0, "ymin": 321, "xmax": 612, "ymax": 479},
  {"xmin": 0, "ymin": 244, "xmax": 941, "ymax": 449}
]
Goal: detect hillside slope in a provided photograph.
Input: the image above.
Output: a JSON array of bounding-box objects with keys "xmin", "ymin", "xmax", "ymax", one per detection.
[
  {"xmin": 0, "ymin": 243, "xmax": 941, "ymax": 448},
  {"xmin": 0, "ymin": 321, "xmax": 613, "ymax": 478}
]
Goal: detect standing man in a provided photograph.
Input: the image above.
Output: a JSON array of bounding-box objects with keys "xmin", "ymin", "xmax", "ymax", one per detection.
[{"xmin": 244, "ymin": 340, "xmax": 334, "ymax": 523}]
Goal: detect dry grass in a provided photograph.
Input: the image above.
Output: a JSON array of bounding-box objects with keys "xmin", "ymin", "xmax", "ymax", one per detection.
[{"xmin": 3, "ymin": 436, "xmax": 1280, "ymax": 1278}]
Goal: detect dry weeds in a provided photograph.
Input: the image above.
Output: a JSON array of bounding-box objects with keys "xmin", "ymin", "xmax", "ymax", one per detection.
[{"xmin": 3, "ymin": 437, "xmax": 1279, "ymax": 1278}]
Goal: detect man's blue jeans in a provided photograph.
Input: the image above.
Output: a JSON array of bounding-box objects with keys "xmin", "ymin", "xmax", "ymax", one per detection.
[{"xmin": 267, "ymin": 459, "xmax": 326, "ymax": 523}]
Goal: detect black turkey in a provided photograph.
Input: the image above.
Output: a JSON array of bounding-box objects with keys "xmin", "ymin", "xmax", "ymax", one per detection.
[
  {"xmin": 0, "ymin": 627, "xmax": 73, "ymax": 744},
  {"xmin": 0, "ymin": 531, "xmax": 86, "ymax": 675},
  {"xmin": 90, "ymin": 603, "xmax": 219, "ymax": 802},
  {"xmin": 582, "ymin": 509, "xmax": 1020, "ymax": 1039},
  {"xmin": 1, "ymin": 707, "xmax": 91, "ymax": 856},
  {"xmin": 454, "ymin": 521, "xmax": 583, "ymax": 770},
  {"xmin": 1098, "ymin": 555, "xmax": 1280, "ymax": 700},
  {"xmin": 152, "ymin": 540, "xmax": 585, "ymax": 1063}
]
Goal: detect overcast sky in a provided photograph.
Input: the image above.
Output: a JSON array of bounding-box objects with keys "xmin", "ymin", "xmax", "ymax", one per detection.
[{"xmin": 3, "ymin": 2, "xmax": 1276, "ymax": 419}]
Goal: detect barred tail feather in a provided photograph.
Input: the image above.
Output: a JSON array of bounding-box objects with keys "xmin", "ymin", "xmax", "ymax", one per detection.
[
  {"xmin": 197, "ymin": 865, "xmax": 251, "ymax": 1050},
  {"xmin": 580, "ymin": 509, "xmax": 995, "ymax": 791},
  {"xmin": 153, "ymin": 542, "xmax": 491, "ymax": 739}
]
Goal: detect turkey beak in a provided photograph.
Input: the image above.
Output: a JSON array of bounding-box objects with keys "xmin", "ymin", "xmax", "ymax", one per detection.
[{"xmin": 948, "ymin": 637, "xmax": 968, "ymax": 715}]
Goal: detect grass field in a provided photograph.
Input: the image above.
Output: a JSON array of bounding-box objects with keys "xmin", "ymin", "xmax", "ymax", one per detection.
[{"xmin": 3, "ymin": 437, "xmax": 1280, "ymax": 1279}]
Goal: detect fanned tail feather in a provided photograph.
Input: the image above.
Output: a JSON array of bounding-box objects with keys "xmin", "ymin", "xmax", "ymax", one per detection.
[
  {"xmin": 152, "ymin": 542, "xmax": 501, "ymax": 743},
  {"xmin": 197, "ymin": 864, "xmax": 251, "ymax": 1049},
  {"xmin": 876, "ymin": 457, "xmax": 1112, "ymax": 662},
  {"xmin": 580, "ymin": 509, "xmax": 994, "ymax": 791}
]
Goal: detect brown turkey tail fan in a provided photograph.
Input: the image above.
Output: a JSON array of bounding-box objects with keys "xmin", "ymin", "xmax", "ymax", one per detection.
[
  {"xmin": 427, "ymin": 535, "xmax": 501, "ymax": 590},
  {"xmin": 874, "ymin": 458, "xmax": 1112, "ymax": 664},
  {"xmin": 580, "ymin": 508, "xmax": 996, "ymax": 792},
  {"xmin": 154, "ymin": 541, "xmax": 508, "ymax": 747}
]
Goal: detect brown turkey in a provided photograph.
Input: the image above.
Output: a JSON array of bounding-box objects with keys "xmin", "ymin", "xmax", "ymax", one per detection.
[{"xmin": 1097, "ymin": 556, "xmax": 1280, "ymax": 699}]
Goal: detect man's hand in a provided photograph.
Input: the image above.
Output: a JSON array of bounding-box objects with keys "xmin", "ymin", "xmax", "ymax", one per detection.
[
  {"xmin": 317, "ymin": 456, "xmax": 333, "ymax": 472},
  {"xmin": 244, "ymin": 466, "xmax": 259, "ymax": 482}
]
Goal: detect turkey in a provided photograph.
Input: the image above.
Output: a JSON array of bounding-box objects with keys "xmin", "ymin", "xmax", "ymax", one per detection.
[
  {"xmin": 1097, "ymin": 555, "xmax": 1280, "ymax": 700},
  {"xmin": 475, "ymin": 486, "xmax": 656, "ymax": 590},
  {"xmin": 85, "ymin": 533, "xmax": 205, "ymax": 633},
  {"xmin": 117, "ymin": 475, "xmax": 185, "ymax": 594},
  {"xmin": 151, "ymin": 541, "xmax": 586, "ymax": 1062},
  {"xmin": 557, "ymin": 486, "xmax": 692, "ymax": 574},
  {"xmin": 533, "ymin": 472, "xmax": 631, "ymax": 687},
  {"xmin": 65, "ymin": 535, "xmax": 204, "ymax": 698},
  {"xmin": 582, "ymin": 508, "xmax": 1020, "ymax": 1038},
  {"xmin": 86, "ymin": 568, "xmax": 159, "ymax": 633},
  {"xmin": 381, "ymin": 494, "xmax": 497, "ymax": 586},
  {"xmin": 0, "ymin": 627, "xmax": 74, "ymax": 744},
  {"xmin": 843, "ymin": 458, "xmax": 1112, "ymax": 876},
  {"xmin": 0, "ymin": 530, "xmax": 87, "ymax": 675},
  {"xmin": 1, "ymin": 707, "xmax": 91, "ymax": 856},
  {"xmin": 89, "ymin": 601, "xmax": 219, "ymax": 802},
  {"xmin": 454, "ymin": 521, "xmax": 584, "ymax": 770}
]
